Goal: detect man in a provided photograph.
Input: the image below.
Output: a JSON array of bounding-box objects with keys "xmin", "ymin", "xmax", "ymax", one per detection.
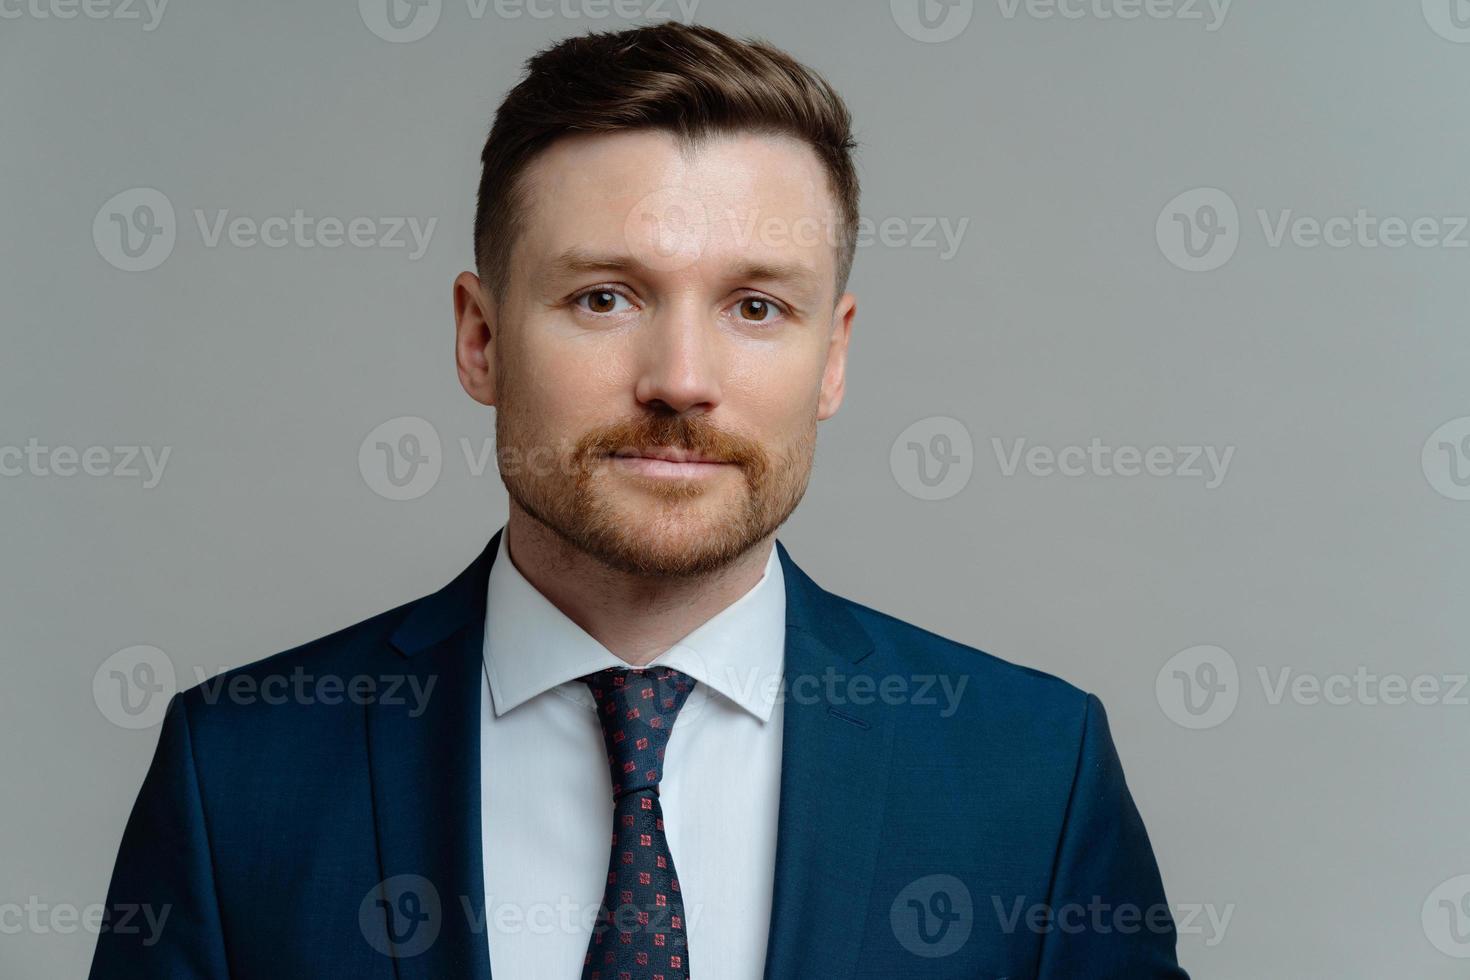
[{"xmin": 90, "ymin": 21, "xmax": 1188, "ymax": 980}]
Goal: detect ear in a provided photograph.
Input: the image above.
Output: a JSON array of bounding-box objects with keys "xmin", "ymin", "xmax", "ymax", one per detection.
[
  {"xmin": 817, "ymin": 291, "xmax": 856, "ymax": 420},
  {"xmin": 453, "ymin": 270, "xmax": 498, "ymax": 407}
]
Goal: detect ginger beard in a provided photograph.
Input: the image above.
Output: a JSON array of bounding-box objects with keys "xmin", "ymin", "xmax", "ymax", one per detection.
[{"xmin": 493, "ymin": 357, "xmax": 817, "ymax": 578}]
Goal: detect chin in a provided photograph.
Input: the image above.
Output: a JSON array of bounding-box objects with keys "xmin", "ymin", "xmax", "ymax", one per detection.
[{"xmin": 583, "ymin": 497, "xmax": 759, "ymax": 577}]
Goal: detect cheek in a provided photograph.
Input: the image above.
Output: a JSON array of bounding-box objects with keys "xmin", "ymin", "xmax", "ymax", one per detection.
[
  {"xmin": 728, "ymin": 343, "xmax": 824, "ymax": 426},
  {"xmin": 513, "ymin": 327, "xmax": 629, "ymax": 433},
  {"xmin": 728, "ymin": 371, "xmax": 818, "ymax": 447}
]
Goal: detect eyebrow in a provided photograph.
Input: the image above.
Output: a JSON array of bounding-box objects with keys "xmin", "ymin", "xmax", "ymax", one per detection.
[{"xmin": 545, "ymin": 247, "xmax": 820, "ymax": 294}]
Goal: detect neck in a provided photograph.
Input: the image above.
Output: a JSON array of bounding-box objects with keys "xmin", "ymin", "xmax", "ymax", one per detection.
[{"xmin": 503, "ymin": 504, "xmax": 775, "ymax": 666}]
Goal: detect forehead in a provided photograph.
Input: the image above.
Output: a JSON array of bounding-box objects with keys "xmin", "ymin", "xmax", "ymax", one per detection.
[{"xmin": 513, "ymin": 128, "xmax": 839, "ymax": 290}]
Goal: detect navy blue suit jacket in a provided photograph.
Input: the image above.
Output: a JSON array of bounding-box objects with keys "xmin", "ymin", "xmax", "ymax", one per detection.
[{"xmin": 90, "ymin": 530, "xmax": 1188, "ymax": 978}]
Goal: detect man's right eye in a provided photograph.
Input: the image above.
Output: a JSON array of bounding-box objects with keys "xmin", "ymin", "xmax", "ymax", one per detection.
[{"xmin": 574, "ymin": 288, "xmax": 634, "ymax": 315}]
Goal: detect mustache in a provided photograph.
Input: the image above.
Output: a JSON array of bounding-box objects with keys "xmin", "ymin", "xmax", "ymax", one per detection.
[{"xmin": 578, "ymin": 414, "xmax": 764, "ymax": 470}]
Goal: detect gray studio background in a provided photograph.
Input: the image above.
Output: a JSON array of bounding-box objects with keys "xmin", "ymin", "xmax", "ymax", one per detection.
[{"xmin": 3, "ymin": 1, "xmax": 1468, "ymax": 976}]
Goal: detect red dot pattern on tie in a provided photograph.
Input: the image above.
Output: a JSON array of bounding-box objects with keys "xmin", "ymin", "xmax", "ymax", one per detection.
[{"xmin": 580, "ymin": 666, "xmax": 697, "ymax": 980}]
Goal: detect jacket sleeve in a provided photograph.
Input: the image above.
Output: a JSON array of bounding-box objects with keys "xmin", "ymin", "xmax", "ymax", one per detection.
[
  {"xmin": 89, "ymin": 694, "xmax": 231, "ymax": 979},
  {"xmin": 1035, "ymin": 692, "xmax": 1190, "ymax": 979}
]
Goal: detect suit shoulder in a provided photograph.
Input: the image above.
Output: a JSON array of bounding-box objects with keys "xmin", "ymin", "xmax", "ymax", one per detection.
[
  {"xmin": 173, "ymin": 595, "xmax": 419, "ymax": 716},
  {"xmin": 837, "ymin": 593, "xmax": 1092, "ymax": 720}
]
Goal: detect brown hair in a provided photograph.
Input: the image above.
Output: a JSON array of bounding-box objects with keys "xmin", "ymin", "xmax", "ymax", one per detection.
[{"xmin": 473, "ymin": 21, "xmax": 860, "ymax": 302}]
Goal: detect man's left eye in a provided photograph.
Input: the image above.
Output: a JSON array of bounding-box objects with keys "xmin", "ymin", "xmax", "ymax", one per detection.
[{"xmin": 735, "ymin": 297, "xmax": 780, "ymax": 323}]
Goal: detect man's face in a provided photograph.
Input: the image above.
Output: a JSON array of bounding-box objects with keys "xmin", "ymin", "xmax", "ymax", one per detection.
[{"xmin": 459, "ymin": 129, "xmax": 855, "ymax": 577}]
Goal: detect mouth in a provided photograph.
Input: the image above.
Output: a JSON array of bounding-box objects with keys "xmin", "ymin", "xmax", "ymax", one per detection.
[
  {"xmin": 610, "ymin": 446, "xmax": 726, "ymax": 464},
  {"xmin": 605, "ymin": 446, "xmax": 734, "ymax": 480}
]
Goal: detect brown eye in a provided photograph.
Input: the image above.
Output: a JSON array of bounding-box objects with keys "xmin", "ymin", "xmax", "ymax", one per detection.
[
  {"xmin": 586, "ymin": 290, "xmax": 618, "ymax": 314},
  {"xmin": 738, "ymin": 298, "xmax": 773, "ymax": 322}
]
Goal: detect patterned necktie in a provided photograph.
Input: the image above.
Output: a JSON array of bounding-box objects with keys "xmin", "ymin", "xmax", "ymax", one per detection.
[{"xmin": 579, "ymin": 665, "xmax": 698, "ymax": 980}]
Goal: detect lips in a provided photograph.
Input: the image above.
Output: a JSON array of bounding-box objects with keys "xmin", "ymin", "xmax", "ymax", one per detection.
[{"xmin": 611, "ymin": 446, "xmax": 725, "ymax": 464}]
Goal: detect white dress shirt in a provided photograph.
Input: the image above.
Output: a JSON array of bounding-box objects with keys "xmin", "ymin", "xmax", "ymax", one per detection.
[{"xmin": 479, "ymin": 525, "xmax": 787, "ymax": 979}]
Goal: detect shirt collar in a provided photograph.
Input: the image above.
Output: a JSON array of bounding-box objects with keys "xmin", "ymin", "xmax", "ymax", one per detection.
[{"xmin": 482, "ymin": 525, "xmax": 786, "ymax": 723}]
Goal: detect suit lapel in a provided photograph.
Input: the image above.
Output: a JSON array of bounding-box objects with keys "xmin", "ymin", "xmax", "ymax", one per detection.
[
  {"xmin": 365, "ymin": 531, "xmax": 501, "ymax": 980},
  {"xmin": 762, "ymin": 541, "xmax": 896, "ymax": 980},
  {"xmin": 362, "ymin": 531, "xmax": 892, "ymax": 980}
]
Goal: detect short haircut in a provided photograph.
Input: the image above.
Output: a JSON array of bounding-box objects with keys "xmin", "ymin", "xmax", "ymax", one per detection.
[{"xmin": 473, "ymin": 21, "xmax": 860, "ymax": 302}]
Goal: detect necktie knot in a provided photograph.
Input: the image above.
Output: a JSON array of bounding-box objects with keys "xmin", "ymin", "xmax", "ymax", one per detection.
[{"xmin": 581, "ymin": 665, "xmax": 697, "ymax": 797}]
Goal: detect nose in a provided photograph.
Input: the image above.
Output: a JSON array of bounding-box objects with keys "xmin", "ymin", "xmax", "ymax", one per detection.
[{"xmin": 632, "ymin": 300, "xmax": 723, "ymax": 415}]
